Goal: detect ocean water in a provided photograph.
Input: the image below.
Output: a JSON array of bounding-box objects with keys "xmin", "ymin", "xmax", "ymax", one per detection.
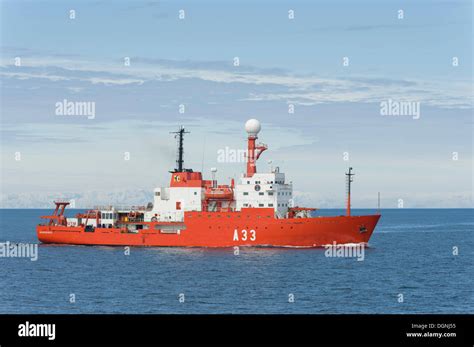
[{"xmin": 0, "ymin": 208, "xmax": 472, "ymax": 314}]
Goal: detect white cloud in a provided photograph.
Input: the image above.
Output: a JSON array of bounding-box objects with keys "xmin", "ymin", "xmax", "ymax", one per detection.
[{"xmin": 0, "ymin": 56, "xmax": 471, "ymax": 109}]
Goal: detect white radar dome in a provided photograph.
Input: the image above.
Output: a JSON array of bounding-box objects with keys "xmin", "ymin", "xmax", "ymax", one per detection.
[{"xmin": 245, "ymin": 119, "xmax": 261, "ymax": 136}]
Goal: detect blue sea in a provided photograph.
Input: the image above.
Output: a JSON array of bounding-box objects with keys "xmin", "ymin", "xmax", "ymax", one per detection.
[{"xmin": 0, "ymin": 209, "xmax": 472, "ymax": 314}]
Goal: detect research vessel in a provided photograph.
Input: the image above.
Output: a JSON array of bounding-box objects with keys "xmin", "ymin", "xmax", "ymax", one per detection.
[{"xmin": 37, "ymin": 119, "xmax": 380, "ymax": 247}]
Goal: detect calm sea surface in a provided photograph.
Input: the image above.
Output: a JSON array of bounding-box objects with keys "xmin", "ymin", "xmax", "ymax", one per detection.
[{"xmin": 0, "ymin": 208, "xmax": 472, "ymax": 313}]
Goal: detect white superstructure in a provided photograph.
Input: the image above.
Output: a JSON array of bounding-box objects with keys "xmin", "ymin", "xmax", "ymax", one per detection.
[{"xmin": 234, "ymin": 168, "xmax": 293, "ymax": 217}]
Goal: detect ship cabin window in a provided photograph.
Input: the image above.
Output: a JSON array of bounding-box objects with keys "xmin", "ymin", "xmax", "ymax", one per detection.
[
  {"xmin": 268, "ymin": 203, "xmax": 274, "ymax": 207},
  {"xmin": 247, "ymin": 181, "xmax": 250, "ymax": 184},
  {"xmin": 268, "ymin": 192, "xmax": 273, "ymax": 196},
  {"xmin": 155, "ymin": 192, "xmax": 160, "ymax": 196},
  {"xmin": 194, "ymin": 192, "xmax": 197, "ymax": 195},
  {"xmin": 243, "ymin": 192, "xmax": 249, "ymax": 196},
  {"xmin": 243, "ymin": 203, "xmax": 249, "ymax": 207},
  {"xmin": 259, "ymin": 204, "xmax": 264, "ymax": 207},
  {"xmin": 259, "ymin": 192, "xmax": 264, "ymax": 195}
]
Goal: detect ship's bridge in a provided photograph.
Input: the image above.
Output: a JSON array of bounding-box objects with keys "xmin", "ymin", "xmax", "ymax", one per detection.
[{"xmin": 234, "ymin": 167, "xmax": 293, "ymax": 217}]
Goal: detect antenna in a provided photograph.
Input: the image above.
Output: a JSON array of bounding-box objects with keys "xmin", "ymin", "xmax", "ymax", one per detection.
[
  {"xmin": 211, "ymin": 168, "xmax": 217, "ymax": 188},
  {"xmin": 201, "ymin": 137, "xmax": 206, "ymax": 173},
  {"xmin": 378, "ymin": 192, "xmax": 381, "ymax": 213},
  {"xmin": 345, "ymin": 167, "xmax": 355, "ymax": 216},
  {"xmin": 170, "ymin": 126, "xmax": 190, "ymax": 172}
]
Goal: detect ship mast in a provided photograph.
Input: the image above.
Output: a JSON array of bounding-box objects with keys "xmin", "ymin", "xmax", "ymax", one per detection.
[
  {"xmin": 345, "ymin": 167, "xmax": 354, "ymax": 216},
  {"xmin": 244, "ymin": 119, "xmax": 267, "ymax": 177},
  {"xmin": 170, "ymin": 126, "xmax": 190, "ymax": 172}
]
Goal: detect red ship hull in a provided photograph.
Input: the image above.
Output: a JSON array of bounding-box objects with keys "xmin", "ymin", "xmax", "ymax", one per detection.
[{"xmin": 37, "ymin": 210, "xmax": 381, "ymax": 248}]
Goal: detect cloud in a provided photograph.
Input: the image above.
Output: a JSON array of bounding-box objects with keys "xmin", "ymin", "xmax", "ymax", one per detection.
[
  {"xmin": 131, "ymin": 57, "xmax": 291, "ymax": 75},
  {"xmin": 0, "ymin": 57, "xmax": 472, "ymax": 108},
  {"xmin": 0, "ymin": 129, "xmax": 88, "ymax": 144}
]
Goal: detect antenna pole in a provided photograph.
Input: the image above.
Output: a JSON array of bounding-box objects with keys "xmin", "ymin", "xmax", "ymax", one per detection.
[
  {"xmin": 378, "ymin": 192, "xmax": 381, "ymax": 213},
  {"xmin": 345, "ymin": 167, "xmax": 354, "ymax": 217},
  {"xmin": 170, "ymin": 126, "xmax": 190, "ymax": 172}
]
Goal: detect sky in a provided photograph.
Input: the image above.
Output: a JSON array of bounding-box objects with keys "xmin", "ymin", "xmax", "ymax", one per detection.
[{"xmin": 0, "ymin": 0, "xmax": 472, "ymax": 208}]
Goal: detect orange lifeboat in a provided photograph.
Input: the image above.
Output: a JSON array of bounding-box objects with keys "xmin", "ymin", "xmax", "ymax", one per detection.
[{"xmin": 204, "ymin": 187, "xmax": 233, "ymax": 200}]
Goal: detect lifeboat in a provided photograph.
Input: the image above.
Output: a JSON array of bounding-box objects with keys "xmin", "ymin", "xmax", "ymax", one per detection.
[{"xmin": 204, "ymin": 187, "xmax": 233, "ymax": 200}]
